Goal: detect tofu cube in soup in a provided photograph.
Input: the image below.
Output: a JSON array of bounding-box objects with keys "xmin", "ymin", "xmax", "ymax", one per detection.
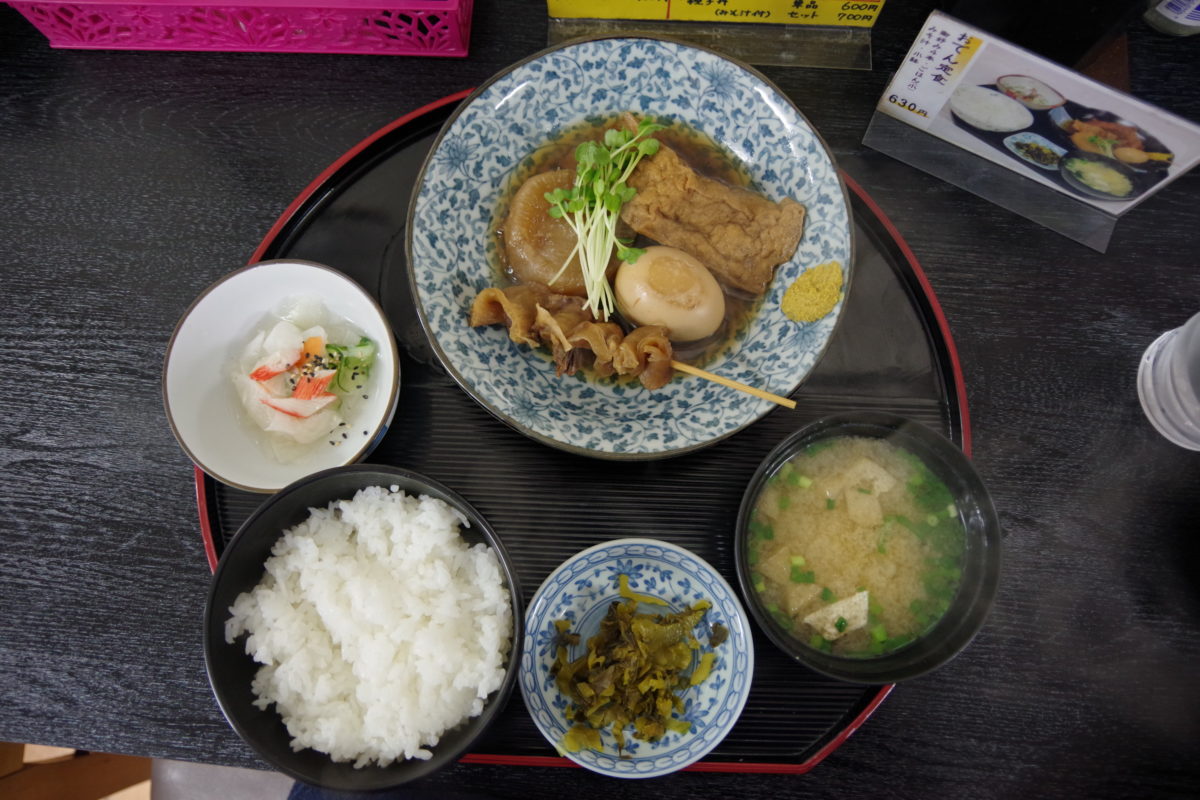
[
  {"xmin": 784, "ymin": 583, "xmax": 822, "ymax": 617},
  {"xmin": 832, "ymin": 458, "xmax": 898, "ymax": 495},
  {"xmin": 803, "ymin": 591, "xmax": 870, "ymax": 641},
  {"xmin": 845, "ymin": 489, "xmax": 883, "ymax": 527},
  {"xmin": 759, "ymin": 545, "xmax": 795, "ymax": 586}
]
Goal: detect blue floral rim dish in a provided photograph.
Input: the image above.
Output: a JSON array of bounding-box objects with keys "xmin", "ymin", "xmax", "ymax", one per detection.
[
  {"xmin": 518, "ymin": 538, "xmax": 753, "ymax": 778},
  {"xmin": 407, "ymin": 36, "xmax": 853, "ymax": 459}
]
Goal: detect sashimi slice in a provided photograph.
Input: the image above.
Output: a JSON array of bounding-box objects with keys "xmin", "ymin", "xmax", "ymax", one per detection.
[
  {"xmin": 234, "ymin": 373, "xmax": 341, "ymax": 444},
  {"xmin": 263, "ymin": 320, "xmax": 303, "ymax": 359},
  {"xmin": 257, "ymin": 372, "xmax": 293, "ymax": 398},
  {"xmin": 263, "ymin": 406, "xmax": 342, "ymax": 444},
  {"xmin": 296, "ymin": 326, "xmax": 328, "ymax": 365},
  {"xmin": 233, "ymin": 373, "xmax": 276, "ymax": 430},
  {"xmin": 298, "ymin": 326, "xmax": 327, "ymax": 345},
  {"xmin": 292, "ymin": 369, "xmax": 337, "ymax": 400},
  {"xmin": 249, "ymin": 321, "xmax": 304, "ymax": 379},
  {"xmin": 249, "ymin": 362, "xmax": 288, "ymax": 381},
  {"xmin": 240, "ymin": 331, "xmax": 265, "ymax": 363},
  {"xmin": 260, "ymin": 393, "xmax": 338, "ymax": 419}
]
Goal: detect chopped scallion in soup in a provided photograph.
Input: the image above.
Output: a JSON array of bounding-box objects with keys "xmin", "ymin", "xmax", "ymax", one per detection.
[{"xmin": 746, "ymin": 436, "xmax": 965, "ymax": 657}]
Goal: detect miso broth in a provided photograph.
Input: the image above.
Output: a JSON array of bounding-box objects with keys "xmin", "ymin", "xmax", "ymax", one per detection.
[{"xmin": 746, "ymin": 436, "xmax": 965, "ymax": 657}]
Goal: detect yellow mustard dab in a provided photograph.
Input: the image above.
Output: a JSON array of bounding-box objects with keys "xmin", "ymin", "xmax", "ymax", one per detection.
[{"xmin": 782, "ymin": 261, "xmax": 844, "ymax": 323}]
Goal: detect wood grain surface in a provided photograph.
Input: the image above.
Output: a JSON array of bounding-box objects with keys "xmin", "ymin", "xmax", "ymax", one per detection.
[{"xmin": 1, "ymin": 2, "xmax": 1197, "ymax": 798}]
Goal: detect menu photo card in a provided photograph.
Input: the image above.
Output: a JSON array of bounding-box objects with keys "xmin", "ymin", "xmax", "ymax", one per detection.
[{"xmin": 868, "ymin": 11, "xmax": 1200, "ymax": 249}]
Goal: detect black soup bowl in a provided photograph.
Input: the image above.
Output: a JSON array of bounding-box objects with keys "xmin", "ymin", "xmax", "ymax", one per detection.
[
  {"xmin": 204, "ymin": 464, "xmax": 523, "ymax": 791},
  {"xmin": 734, "ymin": 412, "xmax": 1000, "ymax": 684}
]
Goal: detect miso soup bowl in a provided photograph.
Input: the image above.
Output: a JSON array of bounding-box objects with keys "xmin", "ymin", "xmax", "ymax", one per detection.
[{"xmin": 734, "ymin": 412, "xmax": 1001, "ymax": 684}]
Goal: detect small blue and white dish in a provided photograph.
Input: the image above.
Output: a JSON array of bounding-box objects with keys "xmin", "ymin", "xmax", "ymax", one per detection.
[
  {"xmin": 407, "ymin": 36, "xmax": 853, "ymax": 459},
  {"xmin": 1002, "ymin": 131, "xmax": 1067, "ymax": 170},
  {"xmin": 518, "ymin": 538, "xmax": 753, "ymax": 778}
]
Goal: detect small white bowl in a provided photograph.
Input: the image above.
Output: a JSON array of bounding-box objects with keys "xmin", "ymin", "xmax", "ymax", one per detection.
[{"xmin": 163, "ymin": 260, "xmax": 399, "ymax": 493}]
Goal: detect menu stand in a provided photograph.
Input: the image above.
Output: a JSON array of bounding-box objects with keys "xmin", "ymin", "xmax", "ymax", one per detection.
[
  {"xmin": 547, "ymin": 17, "xmax": 873, "ymax": 70},
  {"xmin": 862, "ymin": 110, "xmax": 1120, "ymax": 252}
]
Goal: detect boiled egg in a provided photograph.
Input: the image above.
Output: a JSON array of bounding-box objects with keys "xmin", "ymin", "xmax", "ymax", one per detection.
[{"xmin": 614, "ymin": 246, "xmax": 725, "ymax": 342}]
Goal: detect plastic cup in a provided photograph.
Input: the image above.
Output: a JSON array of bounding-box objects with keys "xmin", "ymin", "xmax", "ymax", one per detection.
[{"xmin": 1138, "ymin": 312, "xmax": 1200, "ymax": 450}]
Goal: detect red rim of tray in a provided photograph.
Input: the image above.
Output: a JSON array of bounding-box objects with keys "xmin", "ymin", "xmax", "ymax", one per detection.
[{"xmin": 194, "ymin": 90, "xmax": 971, "ymax": 775}]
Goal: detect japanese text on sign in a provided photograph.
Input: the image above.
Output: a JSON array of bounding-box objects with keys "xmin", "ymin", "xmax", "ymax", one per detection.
[
  {"xmin": 878, "ymin": 14, "xmax": 982, "ymax": 130},
  {"xmin": 546, "ymin": 0, "xmax": 887, "ymax": 27}
]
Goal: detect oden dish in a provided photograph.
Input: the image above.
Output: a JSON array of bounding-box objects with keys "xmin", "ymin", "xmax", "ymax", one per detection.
[{"xmin": 407, "ymin": 36, "xmax": 853, "ymax": 460}]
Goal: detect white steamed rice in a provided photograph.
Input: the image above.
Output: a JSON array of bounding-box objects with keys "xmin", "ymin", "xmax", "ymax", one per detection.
[{"xmin": 225, "ymin": 485, "xmax": 512, "ymax": 767}]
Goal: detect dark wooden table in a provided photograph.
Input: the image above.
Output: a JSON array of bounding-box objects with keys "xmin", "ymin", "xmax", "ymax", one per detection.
[{"xmin": 2, "ymin": 2, "xmax": 1198, "ymax": 797}]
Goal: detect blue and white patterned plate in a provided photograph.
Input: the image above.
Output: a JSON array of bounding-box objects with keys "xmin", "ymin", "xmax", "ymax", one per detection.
[
  {"xmin": 1002, "ymin": 131, "xmax": 1067, "ymax": 171},
  {"xmin": 518, "ymin": 538, "xmax": 753, "ymax": 778},
  {"xmin": 407, "ymin": 36, "xmax": 853, "ymax": 459}
]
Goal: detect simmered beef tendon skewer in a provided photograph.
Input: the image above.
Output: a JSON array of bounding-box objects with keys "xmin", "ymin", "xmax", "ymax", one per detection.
[
  {"xmin": 469, "ymin": 284, "xmax": 675, "ymax": 390},
  {"xmin": 568, "ymin": 320, "xmax": 624, "ymax": 378},
  {"xmin": 533, "ymin": 294, "xmax": 594, "ymax": 373},
  {"xmin": 469, "ymin": 283, "xmax": 550, "ymax": 346},
  {"xmin": 612, "ymin": 326, "xmax": 673, "ymax": 391}
]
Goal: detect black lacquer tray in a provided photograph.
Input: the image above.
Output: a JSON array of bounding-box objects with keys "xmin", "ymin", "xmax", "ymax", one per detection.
[{"xmin": 196, "ymin": 91, "xmax": 970, "ymax": 773}]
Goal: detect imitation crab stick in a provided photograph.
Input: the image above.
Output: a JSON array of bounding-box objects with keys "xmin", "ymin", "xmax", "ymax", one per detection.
[
  {"xmin": 291, "ymin": 369, "xmax": 337, "ymax": 400},
  {"xmin": 259, "ymin": 393, "xmax": 338, "ymax": 419}
]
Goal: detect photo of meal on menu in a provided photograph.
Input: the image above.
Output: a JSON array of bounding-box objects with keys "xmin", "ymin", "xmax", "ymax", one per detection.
[{"xmin": 879, "ymin": 11, "xmax": 1200, "ymax": 215}]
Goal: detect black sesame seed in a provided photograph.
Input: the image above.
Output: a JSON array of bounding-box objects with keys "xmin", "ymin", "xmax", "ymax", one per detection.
[
  {"xmin": 361, "ymin": 394, "xmax": 368, "ymax": 399},
  {"xmin": 341, "ymin": 433, "xmax": 347, "ymax": 439},
  {"xmin": 362, "ymin": 430, "xmax": 368, "ymax": 435}
]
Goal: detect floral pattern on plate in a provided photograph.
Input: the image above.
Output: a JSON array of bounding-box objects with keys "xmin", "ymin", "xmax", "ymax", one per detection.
[
  {"xmin": 518, "ymin": 538, "xmax": 753, "ymax": 778},
  {"xmin": 408, "ymin": 37, "xmax": 852, "ymax": 459}
]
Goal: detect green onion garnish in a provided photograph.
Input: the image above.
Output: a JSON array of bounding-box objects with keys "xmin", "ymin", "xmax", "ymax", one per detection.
[
  {"xmin": 790, "ymin": 567, "xmax": 815, "ymax": 584},
  {"xmin": 544, "ymin": 118, "xmax": 664, "ymax": 320}
]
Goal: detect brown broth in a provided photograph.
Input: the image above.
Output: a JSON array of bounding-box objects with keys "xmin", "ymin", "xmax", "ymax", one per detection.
[{"xmin": 490, "ymin": 113, "xmax": 764, "ymax": 376}]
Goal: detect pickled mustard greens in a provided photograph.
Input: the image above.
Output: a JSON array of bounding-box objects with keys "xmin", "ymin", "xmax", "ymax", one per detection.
[
  {"xmin": 551, "ymin": 576, "xmax": 725, "ymax": 755},
  {"xmin": 1013, "ymin": 140, "xmax": 1061, "ymax": 167},
  {"xmin": 746, "ymin": 437, "xmax": 966, "ymax": 658},
  {"xmin": 545, "ymin": 117, "xmax": 665, "ymax": 321}
]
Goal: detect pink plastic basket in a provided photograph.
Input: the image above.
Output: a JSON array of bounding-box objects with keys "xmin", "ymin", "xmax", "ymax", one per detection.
[{"xmin": 7, "ymin": 0, "xmax": 473, "ymax": 55}]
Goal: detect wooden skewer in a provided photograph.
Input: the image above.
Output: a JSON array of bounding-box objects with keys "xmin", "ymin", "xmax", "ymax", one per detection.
[{"xmin": 671, "ymin": 360, "xmax": 797, "ymax": 410}]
